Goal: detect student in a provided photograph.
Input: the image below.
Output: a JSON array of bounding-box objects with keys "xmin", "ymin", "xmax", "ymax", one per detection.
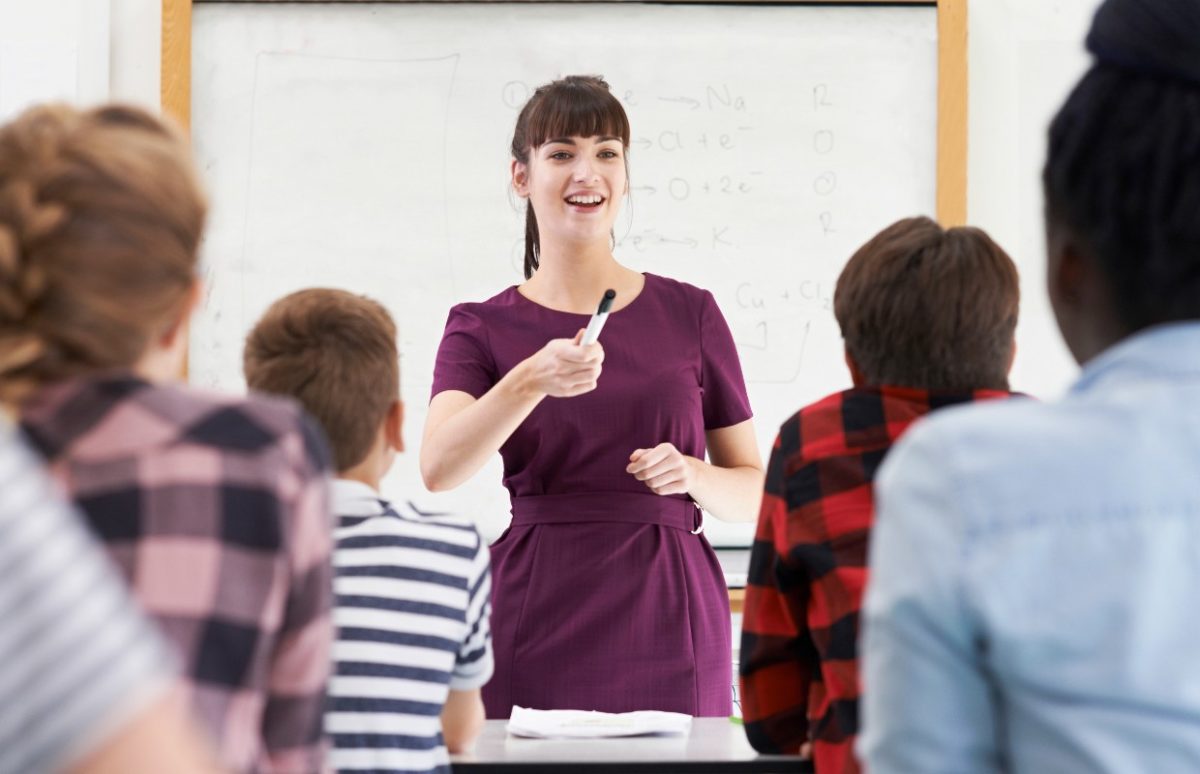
[
  {"xmin": 738, "ymin": 217, "xmax": 1019, "ymax": 773},
  {"xmin": 0, "ymin": 104, "xmax": 333, "ymax": 773},
  {"xmin": 244, "ymin": 288, "xmax": 493, "ymax": 774},
  {"xmin": 860, "ymin": 0, "xmax": 1200, "ymax": 771},
  {"xmin": 0, "ymin": 423, "xmax": 220, "ymax": 774},
  {"xmin": 422, "ymin": 75, "xmax": 763, "ymax": 718}
]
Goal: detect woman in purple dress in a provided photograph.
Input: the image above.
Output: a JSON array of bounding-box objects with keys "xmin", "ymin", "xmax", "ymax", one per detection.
[{"xmin": 421, "ymin": 75, "xmax": 763, "ymax": 719}]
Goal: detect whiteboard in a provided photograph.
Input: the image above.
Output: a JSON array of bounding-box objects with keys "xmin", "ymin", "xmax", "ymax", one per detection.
[{"xmin": 190, "ymin": 2, "xmax": 939, "ymax": 545}]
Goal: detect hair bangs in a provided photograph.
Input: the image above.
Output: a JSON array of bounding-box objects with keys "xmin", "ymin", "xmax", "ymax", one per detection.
[{"xmin": 523, "ymin": 79, "xmax": 630, "ymax": 150}]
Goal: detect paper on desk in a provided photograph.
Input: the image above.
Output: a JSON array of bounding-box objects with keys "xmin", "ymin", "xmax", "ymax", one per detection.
[{"xmin": 507, "ymin": 706, "xmax": 692, "ymax": 739}]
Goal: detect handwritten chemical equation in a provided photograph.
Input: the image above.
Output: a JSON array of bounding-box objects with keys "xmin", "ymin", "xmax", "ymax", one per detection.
[
  {"xmin": 630, "ymin": 128, "xmax": 753, "ymax": 153},
  {"xmin": 630, "ymin": 175, "xmax": 757, "ymax": 200},
  {"xmin": 616, "ymin": 225, "xmax": 734, "ymax": 252},
  {"xmin": 736, "ymin": 281, "xmax": 833, "ymax": 313}
]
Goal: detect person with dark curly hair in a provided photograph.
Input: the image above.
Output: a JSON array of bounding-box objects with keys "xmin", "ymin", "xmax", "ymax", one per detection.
[{"xmin": 860, "ymin": 1, "xmax": 1200, "ymax": 771}]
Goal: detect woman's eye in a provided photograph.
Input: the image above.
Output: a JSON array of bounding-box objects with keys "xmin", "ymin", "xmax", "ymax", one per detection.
[
  {"xmin": 599, "ymin": 150, "xmax": 619, "ymax": 159},
  {"xmin": 549, "ymin": 151, "xmax": 571, "ymax": 160}
]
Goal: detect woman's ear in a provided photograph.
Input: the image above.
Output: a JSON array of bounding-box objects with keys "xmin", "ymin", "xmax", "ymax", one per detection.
[{"xmin": 511, "ymin": 159, "xmax": 530, "ymax": 198}]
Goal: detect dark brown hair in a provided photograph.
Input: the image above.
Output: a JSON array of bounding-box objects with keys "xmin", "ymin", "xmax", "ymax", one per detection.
[
  {"xmin": 512, "ymin": 75, "xmax": 631, "ymax": 279},
  {"xmin": 833, "ymin": 216, "xmax": 1019, "ymax": 391},
  {"xmin": 1044, "ymin": 0, "xmax": 1200, "ymax": 331},
  {"xmin": 244, "ymin": 288, "xmax": 398, "ymax": 472},
  {"xmin": 0, "ymin": 103, "xmax": 206, "ymax": 403}
]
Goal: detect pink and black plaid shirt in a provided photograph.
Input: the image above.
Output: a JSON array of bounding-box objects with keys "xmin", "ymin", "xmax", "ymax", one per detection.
[{"xmin": 21, "ymin": 374, "xmax": 334, "ymax": 774}]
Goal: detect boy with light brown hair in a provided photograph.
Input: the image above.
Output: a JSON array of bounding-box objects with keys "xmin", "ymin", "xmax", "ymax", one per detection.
[{"xmin": 245, "ymin": 289, "xmax": 492, "ymax": 774}]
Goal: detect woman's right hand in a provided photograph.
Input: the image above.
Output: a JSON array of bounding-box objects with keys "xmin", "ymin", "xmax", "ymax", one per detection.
[
  {"xmin": 422, "ymin": 330, "xmax": 603, "ymax": 492},
  {"xmin": 523, "ymin": 329, "xmax": 604, "ymax": 397}
]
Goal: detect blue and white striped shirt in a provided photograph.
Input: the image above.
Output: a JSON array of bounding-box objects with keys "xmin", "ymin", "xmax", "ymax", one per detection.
[
  {"xmin": 0, "ymin": 423, "xmax": 172, "ymax": 774},
  {"xmin": 327, "ymin": 479, "xmax": 493, "ymax": 774}
]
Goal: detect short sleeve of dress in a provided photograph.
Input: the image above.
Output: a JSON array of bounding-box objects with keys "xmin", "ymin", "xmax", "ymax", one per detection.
[
  {"xmin": 699, "ymin": 290, "xmax": 753, "ymax": 430},
  {"xmin": 431, "ymin": 305, "xmax": 498, "ymax": 401}
]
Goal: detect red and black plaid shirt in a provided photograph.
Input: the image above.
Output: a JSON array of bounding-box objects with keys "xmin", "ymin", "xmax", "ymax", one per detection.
[{"xmin": 739, "ymin": 386, "xmax": 1011, "ymax": 773}]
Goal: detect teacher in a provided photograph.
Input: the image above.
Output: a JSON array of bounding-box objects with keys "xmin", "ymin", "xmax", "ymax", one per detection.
[{"xmin": 421, "ymin": 75, "xmax": 763, "ymax": 719}]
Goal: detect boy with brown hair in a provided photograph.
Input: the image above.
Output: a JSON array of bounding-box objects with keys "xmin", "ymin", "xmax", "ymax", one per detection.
[
  {"xmin": 739, "ymin": 216, "xmax": 1020, "ymax": 773},
  {"xmin": 245, "ymin": 289, "xmax": 492, "ymax": 774}
]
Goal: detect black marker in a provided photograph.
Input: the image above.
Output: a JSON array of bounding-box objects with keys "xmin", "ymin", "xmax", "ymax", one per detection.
[{"xmin": 580, "ymin": 289, "xmax": 616, "ymax": 345}]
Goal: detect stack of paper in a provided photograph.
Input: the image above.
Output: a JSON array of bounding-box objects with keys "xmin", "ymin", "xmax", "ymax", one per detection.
[{"xmin": 507, "ymin": 706, "xmax": 693, "ymax": 739}]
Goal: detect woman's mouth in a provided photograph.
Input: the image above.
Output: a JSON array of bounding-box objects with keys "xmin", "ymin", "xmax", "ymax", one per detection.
[{"xmin": 565, "ymin": 194, "xmax": 605, "ymax": 210}]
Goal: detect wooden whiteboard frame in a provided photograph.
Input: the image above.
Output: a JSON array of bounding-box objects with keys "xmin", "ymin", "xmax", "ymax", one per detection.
[{"xmin": 162, "ymin": 0, "xmax": 967, "ymax": 225}]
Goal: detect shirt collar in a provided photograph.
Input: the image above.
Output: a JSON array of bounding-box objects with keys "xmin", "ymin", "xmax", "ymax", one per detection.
[
  {"xmin": 796, "ymin": 386, "xmax": 1011, "ymax": 459},
  {"xmin": 1072, "ymin": 322, "xmax": 1200, "ymax": 395},
  {"xmin": 331, "ymin": 478, "xmax": 386, "ymax": 516}
]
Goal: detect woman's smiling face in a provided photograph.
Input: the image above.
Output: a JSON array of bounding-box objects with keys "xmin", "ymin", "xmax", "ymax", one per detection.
[{"xmin": 513, "ymin": 134, "xmax": 628, "ymax": 248}]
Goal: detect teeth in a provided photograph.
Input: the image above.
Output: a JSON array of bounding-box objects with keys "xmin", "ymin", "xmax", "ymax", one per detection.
[{"xmin": 568, "ymin": 195, "xmax": 602, "ymax": 205}]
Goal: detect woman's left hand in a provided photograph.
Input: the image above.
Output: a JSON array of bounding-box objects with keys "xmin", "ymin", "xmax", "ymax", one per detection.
[{"xmin": 627, "ymin": 443, "xmax": 697, "ymax": 496}]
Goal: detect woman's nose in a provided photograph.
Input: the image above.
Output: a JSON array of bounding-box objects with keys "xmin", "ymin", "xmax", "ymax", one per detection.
[{"xmin": 572, "ymin": 157, "xmax": 597, "ymax": 182}]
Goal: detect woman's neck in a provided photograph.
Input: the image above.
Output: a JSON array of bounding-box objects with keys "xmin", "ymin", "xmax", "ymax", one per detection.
[{"xmin": 522, "ymin": 238, "xmax": 639, "ymax": 314}]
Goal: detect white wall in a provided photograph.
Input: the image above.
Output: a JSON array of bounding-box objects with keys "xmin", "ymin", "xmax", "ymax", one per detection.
[
  {"xmin": 0, "ymin": 0, "xmax": 157, "ymax": 119},
  {"xmin": 0, "ymin": 1, "xmax": 110, "ymax": 122},
  {"xmin": 110, "ymin": 0, "xmax": 161, "ymax": 109},
  {"xmin": 968, "ymin": 0, "xmax": 1105, "ymax": 398}
]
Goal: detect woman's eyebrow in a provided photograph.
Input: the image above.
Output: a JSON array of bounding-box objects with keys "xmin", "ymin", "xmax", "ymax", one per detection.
[{"xmin": 544, "ymin": 136, "xmax": 621, "ymax": 145}]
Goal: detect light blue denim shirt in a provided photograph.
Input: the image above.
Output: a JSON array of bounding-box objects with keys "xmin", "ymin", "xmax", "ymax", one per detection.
[{"xmin": 860, "ymin": 323, "xmax": 1200, "ymax": 774}]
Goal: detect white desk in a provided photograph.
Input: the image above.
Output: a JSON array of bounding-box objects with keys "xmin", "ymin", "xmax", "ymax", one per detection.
[{"xmin": 451, "ymin": 718, "xmax": 810, "ymax": 773}]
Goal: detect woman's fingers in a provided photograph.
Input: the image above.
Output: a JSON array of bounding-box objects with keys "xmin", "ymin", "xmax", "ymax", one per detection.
[
  {"xmin": 562, "ymin": 378, "xmax": 599, "ymax": 396},
  {"xmin": 627, "ymin": 444, "xmax": 695, "ymax": 495},
  {"xmin": 535, "ymin": 337, "xmax": 604, "ymax": 397},
  {"xmin": 628, "ymin": 454, "xmax": 674, "ymax": 481},
  {"xmin": 559, "ymin": 361, "xmax": 602, "ymax": 378},
  {"xmin": 558, "ymin": 343, "xmax": 603, "ymax": 366},
  {"xmin": 643, "ymin": 470, "xmax": 687, "ymax": 494},
  {"xmin": 626, "ymin": 445, "xmax": 668, "ymax": 475}
]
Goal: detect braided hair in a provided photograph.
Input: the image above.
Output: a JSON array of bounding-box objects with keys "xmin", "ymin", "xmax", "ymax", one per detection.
[
  {"xmin": 1043, "ymin": 0, "xmax": 1200, "ymax": 331},
  {"xmin": 0, "ymin": 104, "xmax": 205, "ymax": 403}
]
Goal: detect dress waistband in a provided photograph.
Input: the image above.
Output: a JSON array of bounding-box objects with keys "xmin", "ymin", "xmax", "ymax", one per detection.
[{"xmin": 510, "ymin": 492, "xmax": 702, "ymax": 532}]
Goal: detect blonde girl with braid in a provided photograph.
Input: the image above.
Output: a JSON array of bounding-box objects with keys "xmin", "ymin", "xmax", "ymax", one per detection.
[{"xmin": 0, "ymin": 104, "xmax": 335, "ymax": 773}]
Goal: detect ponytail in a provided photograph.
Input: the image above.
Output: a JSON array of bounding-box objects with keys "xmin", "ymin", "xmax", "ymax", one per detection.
[{"xmin": 523, "ymin": 202, "xmax": 540, "ymax": 279}]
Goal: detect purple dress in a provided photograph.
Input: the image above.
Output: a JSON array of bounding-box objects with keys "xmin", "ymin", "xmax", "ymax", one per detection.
[{"xmin": 431, "ymin": 273, "xmax": 752, "ymax": 718}]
